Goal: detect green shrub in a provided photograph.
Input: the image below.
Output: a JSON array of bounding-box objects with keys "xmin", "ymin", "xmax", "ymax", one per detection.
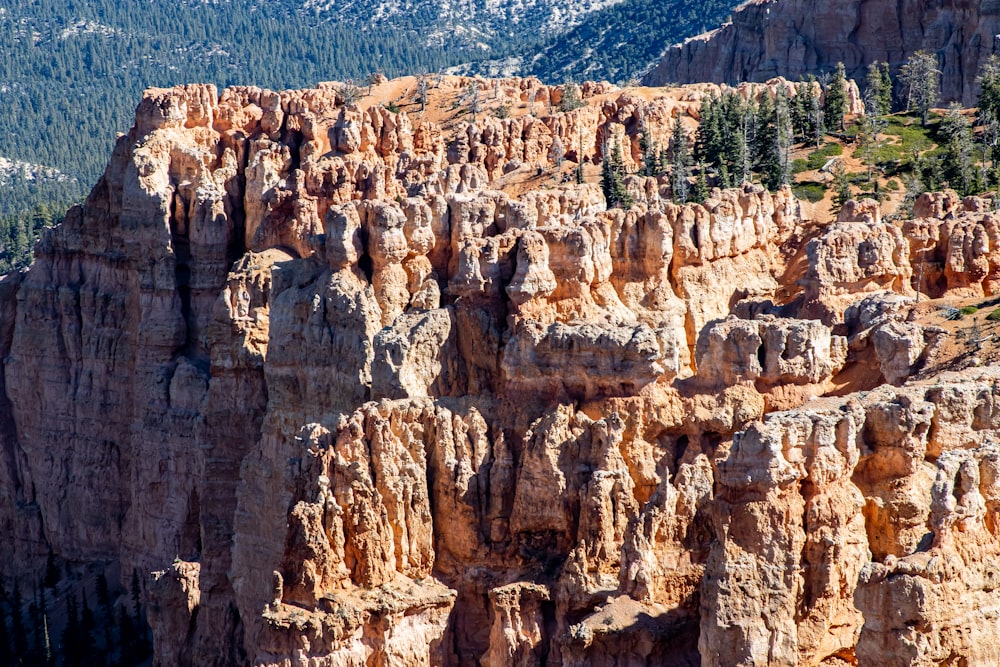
[
  {"xmin": 793, "ymin": 182, "xmax": 827, "ymax": 203},
  {"xmin": 885, "ymin": 178, "xmax": 900, "ymax": 191},
  {"xmin": 961, "ymin": 305, "xmax": 980, "ymax": 316},
  {"xmin": 986, "ymin": 308, "xmax": 1000, "ymax": 321}
]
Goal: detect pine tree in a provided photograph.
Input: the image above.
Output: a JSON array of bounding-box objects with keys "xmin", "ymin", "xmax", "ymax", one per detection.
[
  {"xmin": 463, "ymin": 83, "xmax": 482, "ymax": 124},
  {"xmin": 670, "ymin": 118, "xmax": 692, "ymax": 203},
  {"xmin": 899, "ymin": 51, "xmax": 940, "ymax": 126},
  {"xmin": 879, "ymin": 62, "xmax": 893, "ymax": 115},
  {"xmin": 940, "ymin": 103, "xmax": 978, "ymax": 196},
  {"xmin": 131, "ymin": 569, "xmax": 142, "ymax": 619},
  {"xmin": 550, "ymin": 135, "xmax": 566, "ymax": 172},
  {"xmin": 978, "ymin": 54, "xmax": 1000, "ymax": 121},
  {"xmin": 864, "ymin": 62, "xmax": 888, "ymax": 117},
  {"xmin": 558, "ymin": 82, "xmax": 585, "ymax": 112},
  {"xmin": 63, "ymin": 591, "xmax": 80, "ymax": 665},
  {"xmin": 639, "ymin": 117, "xmax": 662, "ymax": 176},
  {"xmin": 832, "ymin": 162, "xmax": 853, "ymax": 213},
  {"xmin": 857, "ymin": 114, "xmax": 883, "ymax": 186},
  {"xmin": 753, "ymin": 93, "xmax": 782, "ymax": 190},
  {"xmin": 692, "ymin": 163, "xmax": 710, "ymax": 204},
  {"xmin": 416, "ymin": 74, "xmax": 429, "ymax": 114},
  {"xmin": 809, "ymin": 76, "xmax": 825, "ymax": 147},
  {"xmin": 791, "ymin": 80, "xmax": 817, "ymax": 143},
  {"xmin": 824, "ymin": 62, "xmax": 848, "ymax": 132},
  {"xmin": 738, "ymin": 98, "xmax": 756, "ymax": 184},
  {"xmin": 776, "ymin": 88, "xmax": 793, "ymax": 187},
  {"xmin": 38, "ymin": 586, "xmax": 51, "ymax": 666},
  {"xmin": 79, "ymin": 588, "xmax": 97, "ymax": 663},
  {"xmin": 601, "ymin": 137, "xmax": 632, "ymax": 209}
]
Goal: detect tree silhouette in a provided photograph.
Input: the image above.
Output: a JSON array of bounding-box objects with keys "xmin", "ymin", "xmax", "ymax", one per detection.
[{"xmin": 899, "ymin": 51, "xmax": 940, "ymax": 126}]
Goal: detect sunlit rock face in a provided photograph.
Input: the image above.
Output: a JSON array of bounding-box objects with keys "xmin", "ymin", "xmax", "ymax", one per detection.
[{"xmin": 5, "ymin": 77, "xmax": 1000, "ymax": 666}]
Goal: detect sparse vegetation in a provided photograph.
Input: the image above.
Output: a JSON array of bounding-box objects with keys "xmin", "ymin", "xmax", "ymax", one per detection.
[
  {"xmin": 793, "ymin": 181, "xmax": 827, "ymax": 203},
  {"xmin": 792, "ymin": 142, "xmax": 843, "ymax": 174}
]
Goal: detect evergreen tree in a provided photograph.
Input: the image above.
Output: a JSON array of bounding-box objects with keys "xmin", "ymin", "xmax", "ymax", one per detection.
[
  {"xmin": 131, "ymin": 570, "xmax": 142, "ymax": 619},
  {"xmin": 639, "ymin": 118, "xmax": 662, "ymax": 177},
  {"xmin": 776, "ymin": 88, "xmax": 793, "ymax": 187},
  {"xmin": 979, "ymin": 54, "xmax": 1000, "ymax": 121},
  {"xmin": 550, "ymin": 136, "xmax": 566, "ymax": 171},
  {"xmin": 96, "ymin": 571, "xmax": 113, "ymax": 652},
  {"xmin": 809, "ymin": 76, "xmax": 825, "ymax": 147},
  {"xmin": 856, "ymin": 114, "xmax": 883, "ymax": 185},
  {"xmin": 558, "ymin": 82, "xmax": 585, "ymax": 112},
  {"xmin": 899, "ymin": 51, "xmax": 941, "ymax": 126},
  {"xmin": 832, "ymin": 162, "xmax": 853, "ymax": 213},
  {"xmin": 601, "ymin": 137, "xmax": 632, "ymax": 209},
  {"xmin": 692, "ymin": 163, "xmax": 710, "ymax": 204},
  {"xmin": 753, "ymin": 93, "xmax": 783, "ymax": 190},
  {"xmin": 980, "ymin": 107, "xmax": 1000, "ymax": 190},
  {"xmin": 738, "ymin": 98, "xmax": 756, "ymax": 184},
  {"xmin": 63, "ymin": 591, "xmax": 80, "ymax": 665},
  {"xmin": 79, "ymin": 588, "xmax": 97, "ymax": 663},
  {"xmin": 791, "ymin": 79, "xmax": 820, "ymax": 144},
  {"xmin": 864, "ymin": 62, "xmax": 893, "ymax": 117},
  {"xmin": 670, "ymin": 118, "xmax": 692, "ymax": 203},
  {"xmin": 823, "ymin": 62, "xmax": 848, "ymax": 132},
  {"xmin": 463, "ymin": 83, "xmax": 483, "ymax": 124},
  {"xmin": 118, "ymin": 604, "xmax": 136, "ymax": 663},
  {"xmin": 696, "ymin": 91, "xmax": 751, "ymax": 187},
  {"xmin": 416, "ymin": 74, "xmax": 429, "ymax": 114},
  {"xmin": 939, "ymin": 103, "xmax": 978, "ymax": 196},
  {"xmin": 879, "ymin": 62, "xmax": 894, "ymax": 115}
]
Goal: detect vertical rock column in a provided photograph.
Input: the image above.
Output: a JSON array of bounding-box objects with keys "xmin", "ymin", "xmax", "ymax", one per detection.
[{"xmin": 700, "ymin": 400, "xmax": 868, "ymax": 666}]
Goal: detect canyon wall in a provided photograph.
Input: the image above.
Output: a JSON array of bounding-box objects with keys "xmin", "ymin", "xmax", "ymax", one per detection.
[
  {"xmin": 644, "ymin": 0, "xmax": 1000, "ymax": 106},
  {"xmin": 3, "ymin": 76, "xmax": 1000, "ymax": 666}
]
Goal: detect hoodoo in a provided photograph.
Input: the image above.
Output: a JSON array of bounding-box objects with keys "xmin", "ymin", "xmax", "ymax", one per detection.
[{"xmin": 3, "ymin": 73, "xmax": 1000, "ymax": 666}]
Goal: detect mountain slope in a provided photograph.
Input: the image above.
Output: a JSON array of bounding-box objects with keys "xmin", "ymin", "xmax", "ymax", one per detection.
[{"xmin": 522, "ymin": 0, "xmax": 740, "ymax": 83}]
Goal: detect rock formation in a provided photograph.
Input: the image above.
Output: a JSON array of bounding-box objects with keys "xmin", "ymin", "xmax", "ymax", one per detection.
[
  {"xmin": 644, "ymin": 0, "xmax": 1000, "ymax": 106},
  {"xmin": 4, "ymin": 76, "xmax": 1000, "ymax": 666}
]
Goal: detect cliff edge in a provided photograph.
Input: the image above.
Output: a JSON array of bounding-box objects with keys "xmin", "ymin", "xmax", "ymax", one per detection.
[{"xmin": 644, "ymin": 0, "xmax": 1000, "ymax": 106}]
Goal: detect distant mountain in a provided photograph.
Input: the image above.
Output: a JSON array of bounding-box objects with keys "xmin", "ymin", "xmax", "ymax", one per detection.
[
  {"xmin": 305, "ymin": 0, "xmax": 629, "ymax": 48},
  {"xmin": 520, "ymin": 0, "xmax": 740, "ymax": 83}
]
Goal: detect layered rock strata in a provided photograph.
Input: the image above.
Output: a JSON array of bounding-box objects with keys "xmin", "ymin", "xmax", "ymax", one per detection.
[{"xmin": 2, "ymin": 78, "xmax": 1000, "ymax": 666}]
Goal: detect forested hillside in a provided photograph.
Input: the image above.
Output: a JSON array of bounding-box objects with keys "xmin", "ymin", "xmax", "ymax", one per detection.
[
  {"xmin": 0, "ymin": 0, "xmax": 741, "ymax": 273},
  {"xmin": 523, "ymin": 0, "xmax": 738, "ymax": 83},
  {"xmin": 0, "ymin": 0, "xmax": 469, "ymax": 272}
]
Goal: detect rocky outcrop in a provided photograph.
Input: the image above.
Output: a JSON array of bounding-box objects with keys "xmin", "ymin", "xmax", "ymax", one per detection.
[
  {"xmin": 855, "ymin": 378, "xmax": 1000, "ymax": 666},
  {"xmin": 802, "ymin": 213, "xmax": 913, "ymax": 322},
  {"xmin": 8, "ymin": 76, "xmax": 1000, "ymax": 667},
  {"xmin": 644, "ymin": 0, "xmax": 1000, "ymax": 106}
]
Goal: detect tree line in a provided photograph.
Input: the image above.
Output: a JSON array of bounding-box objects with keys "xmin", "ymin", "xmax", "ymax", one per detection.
[{"xmin": 0, "ymin": 562, "xmax": 152, "ymax": 666}]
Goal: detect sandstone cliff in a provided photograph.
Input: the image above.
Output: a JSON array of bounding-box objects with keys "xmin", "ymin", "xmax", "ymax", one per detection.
[
  {"xmin": 644, "ymin": 0, "xmax": 1000, "ymax": 106},
  {"xmin": 3, "ymin": 76, "xmax": 1000, "ymax": 666}
]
